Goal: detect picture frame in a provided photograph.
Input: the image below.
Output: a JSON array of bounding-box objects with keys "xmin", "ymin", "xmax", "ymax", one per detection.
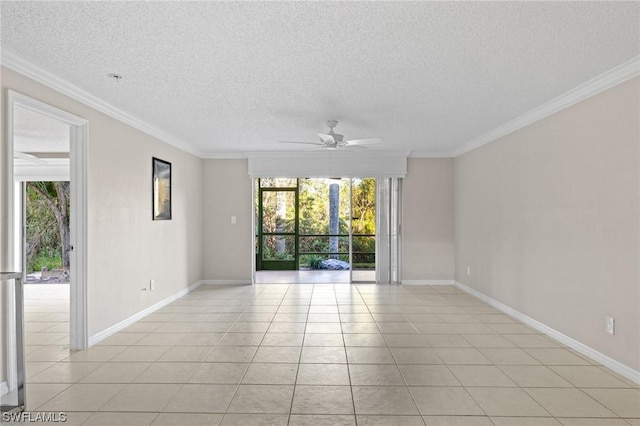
[{"xmin": 152, "ymin": 157, "xmax": 172, "ymax": 220}]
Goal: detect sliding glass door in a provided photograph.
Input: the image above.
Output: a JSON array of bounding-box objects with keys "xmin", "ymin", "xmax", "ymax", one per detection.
[{"xmin": 255, "ymin": 177, "xmax": 377, "ymax": 281}]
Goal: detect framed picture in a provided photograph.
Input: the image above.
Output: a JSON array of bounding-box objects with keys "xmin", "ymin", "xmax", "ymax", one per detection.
[{"xmin": 152, "ymin": 157, "xmax": 172, "ymax": 220}]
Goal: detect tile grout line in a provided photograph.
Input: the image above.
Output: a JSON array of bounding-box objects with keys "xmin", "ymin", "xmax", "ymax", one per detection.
[
  {"xmin": 92, "ymin": 285, "xmax": 268, "ymax": 419},
  {"xmin": 218, "ymin": 284, "xmax": 275, "ymax": 417},
  {"xmin": 349, "ymin": 283, "xmax": 366, "ymax": 425},
  {"xmin": 286, "ymin": 283, "xmax": 312, "ymax": 425}
]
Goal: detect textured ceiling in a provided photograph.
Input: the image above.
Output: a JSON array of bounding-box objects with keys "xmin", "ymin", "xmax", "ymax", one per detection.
[
  {"xmin": 14, "ymin": 105, "xmax": 70, "ymax": 153},
  {"xmin": 2, "ymin": 2, "xmax": 638, "ymax": 157}
]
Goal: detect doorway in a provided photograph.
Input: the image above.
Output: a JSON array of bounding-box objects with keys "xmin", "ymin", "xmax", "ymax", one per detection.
[
  {"xmin": 255, "ymin": 177, "xmax": 376, "ymax": 283},
  {"xmin": 5, "ymin": 91, "xmax": 89, "ymax": 372}
]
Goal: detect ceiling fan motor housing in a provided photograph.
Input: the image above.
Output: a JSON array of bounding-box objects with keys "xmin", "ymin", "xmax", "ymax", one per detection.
[{"xmin": 323, "ymin": 120, "xmax": 345, "ymax": 144}]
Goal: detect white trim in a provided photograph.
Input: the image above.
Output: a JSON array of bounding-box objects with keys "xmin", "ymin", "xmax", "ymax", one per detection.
[
  {"xmin": 14, "ymin": 158, "xmax": 70, "ymax": 181},
  {"xmin": 88, "ymin": 281, "xmax": 203, "ymax": 346},
  {"xmin": 453, "ymin": 55, "xmax": 640, "ymax": 157},
  {"xmin": 409, "ymin": 151, "xmax": 454, "ymax": 159},
  {"xmin": 5, "ymin": 90, "xmax": 17, "ymax": 393},
  {"xmin": 202, "ymin": 152, "xmax": 247, "ymax": 159},
  {"xmin": 1, "ymin": 49, "xmax": 203, "ymax": 158},
  {"xmin": 455, "ymin": 281, "xmax": 640, "ymax": 385},
  {"xmin": 201, "ymin": 279, "xmax": 253, "ymax": 285},
  {"xmin": 69, "ymin": 122, "xmax": 89, "ymax": 350},
  {"xmin": 402, "ymin": 279, "xmax": 455, "ymax": 285},
  {"xmin": 7, "ymin": 91, "xmax": 90, "ymax": 352},
  {"xmin": 0, "ymin": 381, "xmax": 8, "ymax": 396},
  {"xmin": 5, "ymin": 91, "xmax": 91, "ymax": 389}
]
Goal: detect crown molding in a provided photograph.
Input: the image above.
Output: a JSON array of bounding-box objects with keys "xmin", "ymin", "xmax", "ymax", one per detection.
[
  {"xmin": 1, "ymin": 49, "xmax": 204, "ymax": 158},
  {"xmin": 4, "ymin": 49, "xmax": 637, "ymax": 161},
  {"xmin": 409, "ymin": 150, "xmax": 454, "ymax": 158},
  {"xmin": 201, "ymin": 151, "xmax": 248, "ymax": 159},
  {"xmin": 453, "ymin": 55, "xmax": 640, "ymax": 157}
]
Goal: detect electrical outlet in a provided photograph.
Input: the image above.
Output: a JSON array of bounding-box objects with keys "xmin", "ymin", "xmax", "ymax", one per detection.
[
  {"xmin": 605, "ymin": 317, "xmax": 615, "ymax": 335},
  {"xmin": 467, "ymin": 266, "xmax": 471, "ymax": 276},
  {"xmin": 231, "ymin": 216, "xmax": 237, "ymax": 224},
  {"xmin": 150, "ymin": 279, "xmax": 155, "ymax": 291}
]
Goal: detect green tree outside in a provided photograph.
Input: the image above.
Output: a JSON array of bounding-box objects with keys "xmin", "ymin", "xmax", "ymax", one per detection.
[
  {"xmin": 25, "ymin": 181, "xmax": 71, "ymax": 275},
  {"xmin": 257, "ymin": 178, "xmax": 376, "ymax": 269}
]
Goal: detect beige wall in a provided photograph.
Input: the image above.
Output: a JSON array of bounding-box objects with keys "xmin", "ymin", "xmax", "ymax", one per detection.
[
  {"xmin": 455, "ymin": 77, "xmax": 640, "ymax": 371},
  {"xmin": 402, "ymin": 158, "xmax": 455, "ymax": 281},
  {"xmin": 1, "ymin": 67, "xmax": 203, "ymax": 339},
  {"xmin": 87, "ymin": 114, "xmax": 203, "ymax": 335},
  {"xmin": 202, "ymin": 159, "xmax": 253, "ymax": 281},
  {"xmin": 200, "ymin": 158, "xmax": 457, "ymax": 283}
]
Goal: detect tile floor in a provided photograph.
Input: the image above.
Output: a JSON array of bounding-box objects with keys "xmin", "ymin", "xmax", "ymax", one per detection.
[
  {"xmin": 11, "ymin": 283, "xmax": 640, "ymax": 425},
  {"xmin": 254, "ymin": 271, "xmax": 376, "ymax": 284}
]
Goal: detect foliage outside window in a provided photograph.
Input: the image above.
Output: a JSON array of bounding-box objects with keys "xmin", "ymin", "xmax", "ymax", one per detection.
[
  {"xmin": 26, "ymin": 181, "xmax": 70, "ymax": 276},
  {"xmin": 257, "ymin": 177, "xmax": 376, "ymax": 270}
]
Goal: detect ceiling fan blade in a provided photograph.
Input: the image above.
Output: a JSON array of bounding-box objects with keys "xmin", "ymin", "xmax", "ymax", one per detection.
[
  {"xmin": 14, "ymin": 151, "xmax": 47, "ymax": 164},
  {"xmin": 342, "ymin": 145, "xmax": 368, "ymax": 150},
  {"xmin": 346, "ymin": 137, "xmax": 383, "ymax": 145},
  {"xmin": 317, "ymin": 133, "xmax": 336, "ymax": 144},
  {"xmin": 279, "ymin": 141, "xmax": 324, "ymax": 146}
]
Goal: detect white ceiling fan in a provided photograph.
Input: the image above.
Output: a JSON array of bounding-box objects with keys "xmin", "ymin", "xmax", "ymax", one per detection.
[{"xmin": 280, "ymin": 120, "xmax": 383, "ymax": 150}]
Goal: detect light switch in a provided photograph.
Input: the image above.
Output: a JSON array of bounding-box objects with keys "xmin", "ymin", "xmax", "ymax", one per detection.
[
  {"xmin": 231, "ymin": 216, "xmax": 237, "ymax": 224},
  {"xmin": 605, "ymin": 317, "xmax": 615, "ymax": 335}
]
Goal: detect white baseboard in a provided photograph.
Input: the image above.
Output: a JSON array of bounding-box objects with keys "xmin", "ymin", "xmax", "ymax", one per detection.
[
  {"xmin": 455, "ymin": 281, "xmax": 640, "ymax": 385},
  {"xmin": 88, "ymin": 280, "xmax": 203, "ymax": 346},
  {"xmin": 402, "ymin": 279, "xmax": 455, "ymax": 285},
  {"xmin": 1, "ymin": 381, "xmax": 8, "ymax": 396},
  {"xmin": 201, "ymin": 279, "xmax": 252, "ymax": 285}
]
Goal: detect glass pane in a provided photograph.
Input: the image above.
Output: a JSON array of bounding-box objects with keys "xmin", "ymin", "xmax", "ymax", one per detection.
[
  {"xmin": 260, "ymin": 178, "xmax": 297, "ymax": 188},
  {"xmin": 299, "ymin": 254, "xmax": 351, "ymax": 270},
  {"xmin": 299, "ymin": 236, "xmax": 349, "ymax": 255},
  {"xmin": 352, "ymin": 235, "xmax": 375, "ymax": 270},
  {"xmin": 262, "ymin": 235, "xmax": 295, "ymax": 261},
  {"xmin": 262, "ymin": 191, "xmax": 295, "ymax": 233},
  {"xmin": 351, "ymin": 178, "xmax": 376, "ymax": 234},
  {"xmin": 299, "ymin": 178, "xmax": 351, "ymax": 235}
]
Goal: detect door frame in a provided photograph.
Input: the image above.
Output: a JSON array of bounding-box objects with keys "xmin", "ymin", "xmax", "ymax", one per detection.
[
  {"xmin": 252, "ymin": 177, "xmax": 379, "ymax": 283},
  {"xmin": 256, "ymin": 179, "xmax": 299, "ymax": 271},
  {"xmin": 5, "ymin": 91, "xmax": 89, "ymax": 374}
]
